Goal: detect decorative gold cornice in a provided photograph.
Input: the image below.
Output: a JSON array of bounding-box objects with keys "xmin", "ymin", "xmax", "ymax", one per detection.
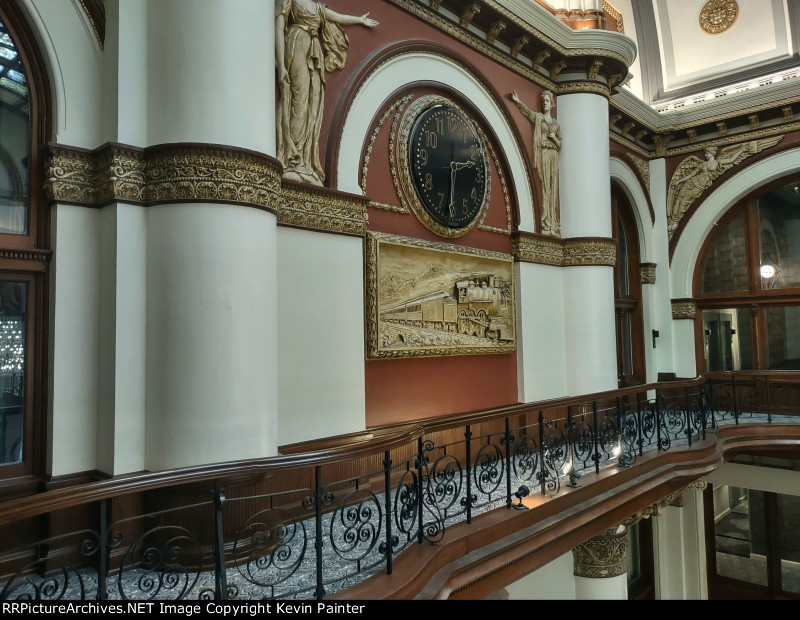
[
  {"xmin": 279, "ymin": 183, "xmax": 369, "ymax": 235},
  {"xmin": 387, "ymin": 0, "xmax": 557, "ymax": 91},
  {"xmin": 664, "ymin": 122, "xmax": 799, "ymax": 158},
  {"xmin": 45, "ymin": 143, "xmax": 282, "ymax": 213},
  {"xmin": 671, "ymin": 300, "xmax": 697, "ymax": 320},
  {"xmin": 609, "ymin": 132, "xmax": 651, "ymax": 159},
  {"xmin": 640, "ymin": 263, "xmax": 656, "ymax": 285},
  {"xmin": 572, "ymin": 526, "xmax": 628, "ymax": 579},
  {"xmin": 513, "ymin": 233, "xmax": 616, "ymax": 267},
  {"xmin": 559, "ymin": 81, "xmax": 611, "ymax": 99}
]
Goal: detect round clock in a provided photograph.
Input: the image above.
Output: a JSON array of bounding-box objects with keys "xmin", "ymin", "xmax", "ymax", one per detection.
[{"xmin": 398, "ymin": 96, "xmax": 491, "ymax": 237}]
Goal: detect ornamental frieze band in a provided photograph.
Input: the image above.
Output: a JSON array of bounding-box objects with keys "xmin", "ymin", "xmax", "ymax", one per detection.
[
  {"xmin": 640, "ymin": 263, "xmax": 657, "ymax": 285},
  {"xmin": 44, "ymin": 143, "xmax": 368, "ymax": 235},
  {"xmin": 513, "ymin": 233, "xmax": 616, "ymax": 267},
  {"xmin": 45, "ymin": 143, "xmax": 282, "ymax": 212}
]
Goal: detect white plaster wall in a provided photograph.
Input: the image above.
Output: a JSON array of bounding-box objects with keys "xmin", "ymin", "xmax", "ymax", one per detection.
[
  {"xmin": 20, "ymin": 0, "xmax": 102, "ymax": 147},
  {"xmin": 708, "ymin": 463, "xmax": 800, "ymax": 497},
  {"xmin": 276, "ymin": 227, "xmax": 366, "ymax": 446},
  {"xmin": 516, "ymin": 262, "xmax": 567, "ymax": 403},
  {"xmin": 336, "ymin": 52, "xmax": 535, "ymax": 232},
  {"xmin": 563, "ymin": 266, "xmax": 618, "ymax": 394},
  {"xmin": 145, "ymin": 204, "xmax": 278, "ymax": 471},
  {"xmin": 48, "ymin": 206, "xmax": 99, "ymax": 475},
  {"xmin": 653, "ymin": 489, "xmax": 707, "ymax": 600},
  {"xmin": 503, "ymin": 552, "xmax": 576, "ymax": 600},
  {"xmin": 145, "ymin": 0, "xmax": 275, "ymax": 154}
]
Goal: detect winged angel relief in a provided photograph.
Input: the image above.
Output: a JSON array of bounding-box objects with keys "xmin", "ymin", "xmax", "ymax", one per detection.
[{"xmin": 667, "ymin": 137, "xmax": 782, "ymax": 238}]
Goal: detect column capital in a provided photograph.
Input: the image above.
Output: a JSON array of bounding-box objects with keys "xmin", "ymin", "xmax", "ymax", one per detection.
[{"xmin": 572, "ymin": 526, "xmax": 628, "ymax": 579}]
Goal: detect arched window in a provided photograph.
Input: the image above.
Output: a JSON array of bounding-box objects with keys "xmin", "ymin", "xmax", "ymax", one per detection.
[
  {"xmin": 695, "ymin": 175, "xmax": 800, "ymax": 371},
  {"xmin": 612, "ymin": 185, "xmax": 645, "ymax": 386},
  {"xmin": 0, "ymin": 3, "xmax": 49, "ymax": 492}
]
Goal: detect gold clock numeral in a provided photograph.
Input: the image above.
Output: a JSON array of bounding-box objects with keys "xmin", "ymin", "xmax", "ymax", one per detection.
[
  {"xmin": 426, "ymin": 131, "xmax": 438, "ymax": 149},
  {"xmin": 436, "ymin": 118, "xmax": 444, "ymax": 135},
  {"xmin": 438, "ymin": 192, "xmax": 445, "ymax": 208},
  {"xmin": 462, "ymin": 198, "xmax": 469, "ymax": 215},
  {"xmin": 470, "ymin": 144, "xmax": 480, "ymax": 161},
  {"xmin": 419, "ymin": 149, "xmax": 428, "ymax": 166},
  {"xmin": 424, "ymin": 173, "xmax": 433, "ymax": 190},
  {"xmin": 448, "ymin": 116, "xmax": 458, "ymax": 133},
  {"xmin": 471, "ymin": 187, "xmax": 478, "ymax": 202}
]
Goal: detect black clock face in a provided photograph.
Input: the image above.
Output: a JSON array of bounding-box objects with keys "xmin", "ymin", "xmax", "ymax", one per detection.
[{"xmin": 408, "ymin": 105, "xmax": 487, "ymax": 229}]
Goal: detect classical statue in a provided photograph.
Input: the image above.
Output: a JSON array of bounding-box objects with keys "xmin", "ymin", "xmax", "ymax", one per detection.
[
  {"xmin": 510, "ymin": 90, "xmax": 562, "ymax": 236},
  {"xmin": 276, "ymin": 1, "xmax": 378, "ymax": 186},
  {"xmin": 666, "ymin": 137, "xmax": 782, "ymax": 238}
]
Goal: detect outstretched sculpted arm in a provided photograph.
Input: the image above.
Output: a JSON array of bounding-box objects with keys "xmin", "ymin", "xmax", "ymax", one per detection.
[
  {"xmin": 717, "ymin": 144, "xmax": 748, "ymax": 166},
  {"xmin": 275, "ymin": 12, "xmax": 288, "ymax": 84},
  {"xmin": 510, "ymin": 91, "xmax": 536, "ymax": 122},
  {"xmin": 323, "ymin": 7, "xmax": 379, "ymax": 27}
]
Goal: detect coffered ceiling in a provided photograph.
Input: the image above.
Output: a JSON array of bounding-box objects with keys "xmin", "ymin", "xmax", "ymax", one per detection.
[{"xmin": 627, "ymin": 0, "xmax": 800, "ymax": 109}]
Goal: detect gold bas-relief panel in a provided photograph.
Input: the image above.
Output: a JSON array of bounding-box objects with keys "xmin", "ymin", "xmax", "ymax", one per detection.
[{"xmin": 366, "ymin": 233, "xmax": 516, "ymax": 359}]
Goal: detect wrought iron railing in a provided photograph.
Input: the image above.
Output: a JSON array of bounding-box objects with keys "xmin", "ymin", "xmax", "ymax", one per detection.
[{"xmin": 0, "ymin": 372, "xmax": 798, "ymax": 601}]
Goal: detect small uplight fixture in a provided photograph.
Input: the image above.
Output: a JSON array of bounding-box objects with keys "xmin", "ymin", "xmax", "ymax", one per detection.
[
  {"xmin": 760, "ymin": 263, "xmax": 777, "ymax": 279},
  {"xmin": 562, "ymin": 461, "xmax": 581, "ymax": 488},
  {"xmin": 513, "ymin": 485, "xmax": 530, "ymax": 510},
  {"xmin": 613, "ymin": 442, "xmax": 632, "ymax": 468}
]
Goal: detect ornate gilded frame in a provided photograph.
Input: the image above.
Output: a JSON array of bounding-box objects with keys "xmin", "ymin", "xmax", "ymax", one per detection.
[
  {"xmin": 366, "ymin": 232, "xmax": 516, "ymax": 359},
  {"xmin": 395, "ymin": 95, "xmax": 492, "ymax": 238}
]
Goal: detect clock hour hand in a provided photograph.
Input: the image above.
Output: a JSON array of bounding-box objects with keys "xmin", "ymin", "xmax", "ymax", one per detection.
[{"xmin": 448, "ymin": 160, "xmax": 476, "ymax": 218}]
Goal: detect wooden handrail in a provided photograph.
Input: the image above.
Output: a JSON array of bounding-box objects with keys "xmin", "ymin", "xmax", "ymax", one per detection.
[{"xmin": 0, "ymin": 371, "xmax": 796, "ymax": 527}]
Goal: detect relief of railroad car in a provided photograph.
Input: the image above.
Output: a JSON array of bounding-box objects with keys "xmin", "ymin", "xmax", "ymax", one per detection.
[{"xmin": 380, "ymin": 275, "xmax": 512, "ymax": 341}]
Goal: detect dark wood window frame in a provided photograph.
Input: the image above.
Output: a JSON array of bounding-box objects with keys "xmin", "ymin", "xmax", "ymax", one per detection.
[
  {"xmin": 627, "ymin": 517, "xmax": 655, "ymax": 600},
  {"xmin": 693, "ymin": 174, "xmax": 800, "ymax": 372},
  {"xmin": 0, "ymin": 0, "xmax": 51, "ymax": 499},
  {"xmin": 612, "ymin": 185, "xmax": 646, "ymax": 386},
  {"xmin": 704, "ymin": 483, "xmax": 800, "ymax": 600}
]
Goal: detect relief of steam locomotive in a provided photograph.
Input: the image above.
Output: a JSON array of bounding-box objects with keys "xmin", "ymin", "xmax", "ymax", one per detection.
[{"xmin": 380, "ymin": 276, "xmax": 513, "ymax": 341}]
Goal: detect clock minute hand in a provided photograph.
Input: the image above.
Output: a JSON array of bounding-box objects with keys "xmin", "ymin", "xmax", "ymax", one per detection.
[{"xmin": 448, "ymin": 160, "xmax": 477, "ymax": 218}]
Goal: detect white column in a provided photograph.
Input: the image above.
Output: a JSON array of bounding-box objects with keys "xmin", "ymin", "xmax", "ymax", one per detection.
[
  {"xmin": 142, "ymin": 0, "xmax": 278, "ymax": 470},
  {"xmin": 649, "ymin": 158, "xmax": 677, "ymax": 378},
  {"xmin": 654, "ymin": 490, "xmax": 707, "ymax": 599},
  {"xmin": 574, "ymin": 574, "xmax": 628, "ymax": 599},
  {"xmin": 558, "ymin": 92, "xmax": 617, "ymax": 395},
  {"xmin": 572, "ymin": 526, "xmax": 629, "ymax": 600}
]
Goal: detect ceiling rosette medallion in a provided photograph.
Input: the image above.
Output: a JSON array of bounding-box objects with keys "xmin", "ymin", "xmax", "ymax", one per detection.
[{"xmin": 699, "ymin": 0, "xmax": 739, "ymax": 35}]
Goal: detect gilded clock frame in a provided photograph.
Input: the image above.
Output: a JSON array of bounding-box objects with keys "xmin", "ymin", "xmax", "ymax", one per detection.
[{"xmin": 397, "ymin": 95, "xmax": 492, "ymax": 238}]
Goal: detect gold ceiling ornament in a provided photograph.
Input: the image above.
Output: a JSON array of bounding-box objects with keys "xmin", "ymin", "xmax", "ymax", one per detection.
[{"xmin": 699, "ymin": 0, "xmax": 739, "ymax": 35}]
